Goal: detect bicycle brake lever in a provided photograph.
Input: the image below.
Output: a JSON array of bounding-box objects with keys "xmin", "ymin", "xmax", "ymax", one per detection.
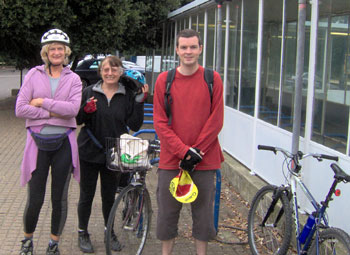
[{"xmin": 297, "ymin": 151, "xmax": 303, "ymax": 159}]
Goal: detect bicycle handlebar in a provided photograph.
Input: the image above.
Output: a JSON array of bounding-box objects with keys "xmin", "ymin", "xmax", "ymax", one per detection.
[
  {"xmin": 258, "ymin": 145, "xmax": 338, "ymax": 162},
  {"xmin": 257, "ymin": 145, "xmax": 277, "ymax": 153},
  {"xmin": 318, "ymin": 154, "xmax": 338, "ymax": 161}
]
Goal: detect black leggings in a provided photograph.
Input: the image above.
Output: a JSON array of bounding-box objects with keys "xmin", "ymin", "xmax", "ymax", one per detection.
[
  {"xmin": 23, "ymin": 138, "xmax": 72, "ymax": 236},
  {"xmin": 78, "ymin": 160, "xmax": 120, "ymax": 231}
]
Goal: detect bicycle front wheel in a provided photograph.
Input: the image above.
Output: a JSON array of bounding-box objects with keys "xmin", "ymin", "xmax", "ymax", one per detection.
[
  {"xmin": 106, "ymin": 185, "xmax": 152, "ymax": 255},
  {"xmin": 309, "ymin": 227, "xmax": 350, "ymax": 255},
  {"xmin": 247, "ymin": 185, "xmax": 293, "ymax": 255}
]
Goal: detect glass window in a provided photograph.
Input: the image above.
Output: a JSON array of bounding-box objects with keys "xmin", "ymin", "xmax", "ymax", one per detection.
[
  {"xmin": 162, "ymin": 22, "xmax": 175, "ymax": 72},
  {"xmin": 259, "ymin": 1, "xmax": 284, "ymax": 125},
  {"xmin": 177, "ymin": 20, "xmax": 182, "ymax": 35},
  {"xmin": 206, "ymin": 8, "xmax": 216, "ymax": 69},
  {"xmin": 169, "ymin": 22, "xmax": 177, "ymax": 70},
  {"xmin": 191, "ymin": 14, "xmax": 198, "ymax": 31},
  {"xmin": 312, "ymin": 1, "xmax": 350, "ymax": 153},
  {"xmin": 280, "ymin": 21, "xmax": 297, "ymax": 130},
  {"xmin": 198, "ymin": 11, "xmax": 205, "ymax": 66},
  {"xmin": 239, "ymin": 0, "xmax": 259, "ymax": 115},
  {"xmin": 219, "ymin": 6, "xmax": 226, "ymax": 78},
  {"xmin": 90, "ymin": 60, "xmax": 100, "ymax": 69},
  {"xmin": 226, "ymin": 1, "xmax": 242, "ymax": 108},
  {"xmin": 259, "ymin": 1, "xmax": 309, "ymax": 136}
]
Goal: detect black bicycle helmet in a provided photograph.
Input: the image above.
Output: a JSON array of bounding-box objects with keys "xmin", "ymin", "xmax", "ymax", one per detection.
[{"xmin": 120, "ymin": 70, "xmax": 145, "ymax": 93}]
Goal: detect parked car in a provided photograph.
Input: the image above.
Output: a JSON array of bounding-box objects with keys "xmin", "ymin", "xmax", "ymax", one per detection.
[
  {"xmin": 285, "ymin": 72, "xmax": 322, "ymax": 89},
  {"xmin": 74, "ymin": 58, "xmax": 145, "ymax": 88}
]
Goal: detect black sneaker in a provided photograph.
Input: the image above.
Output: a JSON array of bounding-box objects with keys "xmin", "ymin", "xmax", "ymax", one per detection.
[
  {"xmin": 104, "ymin": 230, "xmax": 123, "ymax": 251},
  {"xmin": 46, "ymin": 243, "xmax": 60, "ymax": 255},
  {"xmin": 19, "ymin": 239, "xmax": 33, "ymax": 255},
  {"xmin": 78, "ymin": 231, "xmax": 94, "ymax": 253}
]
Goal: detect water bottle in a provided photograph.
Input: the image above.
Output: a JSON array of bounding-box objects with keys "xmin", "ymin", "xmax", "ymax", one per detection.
[{"xmin": 299, "ymin": 213, "xmax": 316, "ymax": 244}]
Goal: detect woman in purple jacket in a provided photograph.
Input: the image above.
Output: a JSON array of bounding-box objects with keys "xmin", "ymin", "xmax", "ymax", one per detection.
[{"xmin": 15, "ymin": 29, "xmax": 82, "ymax": 255}]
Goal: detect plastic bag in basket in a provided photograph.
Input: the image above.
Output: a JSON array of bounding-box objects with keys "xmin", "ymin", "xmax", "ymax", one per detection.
[
  {"xmin": 108, "ymin": 147, "xmax": 119, "ymax": 170},
  {"xmin": 169, "ymin": 169, "xmax": 198, "ymax": 203},
  {"xmin": 119, "ymin": 134, "xmax": 150, "ymax": 169}
]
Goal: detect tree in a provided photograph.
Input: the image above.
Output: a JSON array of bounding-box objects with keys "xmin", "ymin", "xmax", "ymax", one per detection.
[{"xmin": 0, "ymin": 0, "xmax": 181, "ymax": 69}]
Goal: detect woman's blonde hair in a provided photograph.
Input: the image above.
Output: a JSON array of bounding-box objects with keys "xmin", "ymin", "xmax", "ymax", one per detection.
[{"xmin": 40, "ymin": 43, "xmax": 72, "ymax": 67}]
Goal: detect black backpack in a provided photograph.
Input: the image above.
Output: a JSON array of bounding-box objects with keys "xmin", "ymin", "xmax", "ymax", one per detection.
[{"xmin": 164, "ymin": 68, "xmax": 214, "ymax": 125}]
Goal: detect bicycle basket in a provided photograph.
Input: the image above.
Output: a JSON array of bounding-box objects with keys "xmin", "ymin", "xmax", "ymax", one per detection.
[{"xmin": 106, "ymin": 134, "xmax": 153, "ymax": 172}]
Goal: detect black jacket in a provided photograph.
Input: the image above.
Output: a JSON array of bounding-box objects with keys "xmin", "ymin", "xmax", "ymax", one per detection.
[{"xmin": 76, "ymin": 81, "xmax": 144, "ymax": 163}]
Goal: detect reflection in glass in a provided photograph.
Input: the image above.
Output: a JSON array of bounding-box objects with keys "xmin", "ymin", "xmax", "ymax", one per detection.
[
  {"xmin": 207, "ymin": 8, "xmax": 216, "ymax": 69},
  {"xmin": 239, "ymin": 0, "xmax": 258, "ymax": 116},
  {"xmin": 259, "ymin": 0, "xmax": 306, "ymax": 131},
  {"xmin": 226, "ymin": 1, "xmax": 241, "ymax": 108},
  {"xmin": 280, "ymin": 22, "xmax": 297, "ymax": 130},
  {"xmin": 167, "ymin": 23, "xmax": 176, "ymax": 71},
  {"xmin": 259, "ymin": 20, "xmax": 282, "ymax": 126},
  {"xmin": 191, "ymin": 14, "xmax": 198, "ymax": 31},
  {"xmin": 312, "ymin": 7, "xmax": 350, "ymax": 153},
  {"xmin": 198, "ymin": 12, "xmax": 205, "ymax": 66}
]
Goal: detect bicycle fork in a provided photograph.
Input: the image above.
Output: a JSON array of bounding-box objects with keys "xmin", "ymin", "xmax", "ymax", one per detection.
[{"xmin": 261, "ymin": 187, "xmax": 288, "ymax": 228}]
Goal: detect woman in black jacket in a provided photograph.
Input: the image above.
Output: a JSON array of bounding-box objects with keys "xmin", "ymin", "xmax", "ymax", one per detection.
[{"xmin": 76, "ymin": 56, "xmax": 148, "ymax": 253}]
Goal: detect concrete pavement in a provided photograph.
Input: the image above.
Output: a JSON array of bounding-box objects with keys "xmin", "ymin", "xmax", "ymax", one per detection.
[{"xmin": 0, "ymin": 96, "xmax": 259, "ymax": 255}]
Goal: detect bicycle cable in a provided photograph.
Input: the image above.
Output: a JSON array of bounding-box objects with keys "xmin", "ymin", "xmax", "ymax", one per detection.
[{"xmin": 214, "ymin": 225, "xmax": 248, "ymax": 245}]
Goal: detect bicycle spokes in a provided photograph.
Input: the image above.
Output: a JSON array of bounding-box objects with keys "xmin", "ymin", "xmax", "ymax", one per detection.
[{"xmin": 122, "ymin": 191, "xmax": 144, "ymax": 233}]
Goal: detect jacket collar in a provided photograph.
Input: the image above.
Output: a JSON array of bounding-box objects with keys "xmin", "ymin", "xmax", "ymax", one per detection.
[
  {"xmin": 92, "ymin": 80, "xmax": 126, "ymax": 95},
  {"xmin": 35, "ymin": 64, "xmax": 72, "ymax": 76}
]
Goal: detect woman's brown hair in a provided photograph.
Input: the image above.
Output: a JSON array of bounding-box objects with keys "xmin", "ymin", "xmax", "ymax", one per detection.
[{"xmin": 98, "ymin": 56, "xmax": 123, "ymax": 76}]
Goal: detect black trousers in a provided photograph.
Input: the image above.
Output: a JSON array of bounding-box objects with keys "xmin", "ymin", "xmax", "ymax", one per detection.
[
  {"xmin": 77, "ymin": 160, "xmax": 122, "ymax": 231},
  {"xmin": 23, "ymin": 138, "xmax": 72, "ymax": 236}
]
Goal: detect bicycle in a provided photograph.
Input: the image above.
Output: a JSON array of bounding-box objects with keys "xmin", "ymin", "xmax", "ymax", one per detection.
[
  {"xmin": 247, "ymin": 145, "xmax": 350, "ymax": 255},
  {"xmin": 104, "ymin": 136, "xmax": 160, "ymax": 255}
]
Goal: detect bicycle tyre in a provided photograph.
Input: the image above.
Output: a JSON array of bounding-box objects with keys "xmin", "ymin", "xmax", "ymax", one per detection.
[
  {"xmin": 309, "ymin": 227, "xmax": 350, "ymax": 254},
  {"xmin": 248, "ymin": 185, "xmax": 293, "ymax": 255},
  {"xmin": 106, "ymin": 185, "xmax": 152, "ymax": 255}
]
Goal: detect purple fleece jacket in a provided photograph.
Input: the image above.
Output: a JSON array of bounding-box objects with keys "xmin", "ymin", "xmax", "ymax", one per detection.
[{"xmin": 15, "ymin": 65, "xmax": 82, "ymax": 186}]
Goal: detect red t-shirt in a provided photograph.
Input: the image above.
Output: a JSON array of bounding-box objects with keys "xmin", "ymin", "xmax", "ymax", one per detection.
[{"xmin": 153, "ymin": 66, "xmax": 224, "ymax": 170}]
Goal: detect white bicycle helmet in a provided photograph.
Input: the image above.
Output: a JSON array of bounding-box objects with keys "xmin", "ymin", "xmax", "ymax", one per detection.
[{"xmin": 41, "ymin": 29, "xmax": 70, "ymax": 46}]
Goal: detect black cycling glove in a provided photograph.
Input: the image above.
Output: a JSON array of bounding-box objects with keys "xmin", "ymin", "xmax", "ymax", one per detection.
[{"xmin": 180, "ymin": 147, "xmax": 202, "ymax": 172}]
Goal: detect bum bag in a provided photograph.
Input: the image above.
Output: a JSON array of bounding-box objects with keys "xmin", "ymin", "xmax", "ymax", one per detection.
[{"xmin": 28, "ymin": 127, "xmax": 72, "ymax": 151}]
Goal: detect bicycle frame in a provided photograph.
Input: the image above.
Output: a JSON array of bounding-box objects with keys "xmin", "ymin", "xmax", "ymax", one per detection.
[
  {"xmin": 289, "ymin": 173, "xmax": 330, "ymax": 254},
  {"xmin": 265, "ymin": 169, "xmax": 340, "ymax": 254}
]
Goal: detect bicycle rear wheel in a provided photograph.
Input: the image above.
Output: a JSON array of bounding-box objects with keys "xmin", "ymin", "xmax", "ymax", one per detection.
[
  {"xmin": 309, "ymin": 227, "xmax": 350, "ymax": 255},
  {"xmin": 106, "ymin": 185, "xmax": 152, "ymax": 255},
  {"xmin": 248, "ymin": 185, "xmax": 293, "ymax": 255}
]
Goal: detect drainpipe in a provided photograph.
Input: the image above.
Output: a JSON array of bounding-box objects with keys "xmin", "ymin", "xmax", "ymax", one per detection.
[{"xmin": 292, "ymin": 0, "xmax": 307, "ymax": 154}]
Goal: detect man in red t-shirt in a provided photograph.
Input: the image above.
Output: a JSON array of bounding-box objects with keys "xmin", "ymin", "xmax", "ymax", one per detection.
[{"xmin": 153, "ymin": 29, "xmax": 224, "ymax": 255}]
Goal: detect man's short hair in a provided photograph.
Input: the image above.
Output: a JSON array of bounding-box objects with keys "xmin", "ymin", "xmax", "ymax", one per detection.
[{"xmin": 176, "ymin": 29, "xmax": 202, "ymax": 47}]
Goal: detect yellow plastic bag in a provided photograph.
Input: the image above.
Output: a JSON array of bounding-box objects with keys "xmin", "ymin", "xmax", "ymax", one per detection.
[{"xmin": 169, "ymin": 169, "xmax": 198, "ymax": 203}]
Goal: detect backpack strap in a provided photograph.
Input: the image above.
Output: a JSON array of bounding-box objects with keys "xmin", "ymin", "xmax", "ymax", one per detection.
[
  {"xmin": 204, "ymin": 68, "xmax": 214, "ymax": 102},
  {"xmin": 164, "ymin": 68, "xmax": 214, "ymax": 125},
  {"xmin": 164, "ymin": 68, "xmax": 176, "ymax": 125},
  {"xmin": 85, "ymin": 127, "xmax": 104, "ymax": 150}
]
